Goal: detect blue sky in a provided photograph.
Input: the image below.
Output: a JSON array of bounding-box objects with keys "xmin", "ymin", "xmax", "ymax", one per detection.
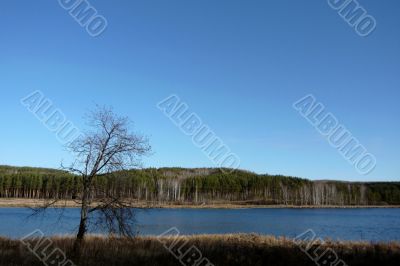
[{"xmin": 0, "ymin": 0, "xmax": 399, "ymax": 181}]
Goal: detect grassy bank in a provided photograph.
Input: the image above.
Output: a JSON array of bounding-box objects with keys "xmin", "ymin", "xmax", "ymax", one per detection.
[
  {"xmin": 2, "ymin": 198, "xmax": 400, "ymax": 208},
  {"xmin": 1, "ymin": 234, "xmax": 399, "ymax": 266}
]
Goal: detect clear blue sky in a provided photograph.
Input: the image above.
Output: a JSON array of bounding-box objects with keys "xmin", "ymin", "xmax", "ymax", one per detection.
[{"xmin": 0, "ymin": 0, "xmax": 399, "ymax": 181}]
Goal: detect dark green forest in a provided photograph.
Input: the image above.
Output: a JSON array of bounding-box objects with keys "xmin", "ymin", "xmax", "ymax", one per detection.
[{"xmin": 1, "ymin": 165, "xmax": 399, "ymax": 205}]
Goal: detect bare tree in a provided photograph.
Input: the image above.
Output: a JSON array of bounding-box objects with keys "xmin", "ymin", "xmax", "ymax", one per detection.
[{"xmin": 62, "ymin": 106, "xmax": 151, "ymax": 242}]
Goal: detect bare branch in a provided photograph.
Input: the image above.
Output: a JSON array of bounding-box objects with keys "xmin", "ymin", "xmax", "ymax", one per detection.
[{"xmin": 63, "ymin": 105, "xmax": 151, "ymax": 241}]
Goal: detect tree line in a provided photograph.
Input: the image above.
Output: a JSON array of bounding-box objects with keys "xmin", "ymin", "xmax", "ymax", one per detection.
[{"xmin": 1, "ymin": 165, "xmax": 399, "ymax": 205}]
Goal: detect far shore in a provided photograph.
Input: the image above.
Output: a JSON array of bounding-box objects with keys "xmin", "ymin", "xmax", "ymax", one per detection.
[{"xmin": 1, "ymin": 198, "xmax": 400, "ymax": 209}]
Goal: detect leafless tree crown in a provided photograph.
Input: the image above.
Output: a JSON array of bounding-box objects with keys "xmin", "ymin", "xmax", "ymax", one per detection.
[{"xmin": 67, "ymin": 106, "xmax": 151, "ymax": 177}]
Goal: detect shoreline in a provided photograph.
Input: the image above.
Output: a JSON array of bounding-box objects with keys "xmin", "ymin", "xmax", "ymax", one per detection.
[
  {"xmin": 2, "ymin": 234, "xmax": 400, "ymax": 266},
  {"xmin": 1, "ymin": 198, "xmax": 399, "ymax": 209}
]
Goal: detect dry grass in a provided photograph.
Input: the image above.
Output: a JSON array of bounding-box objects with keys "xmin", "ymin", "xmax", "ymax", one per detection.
[
  {"xmin": 1, "ymin": 234, "xmax": 399, "ymax": 266},
  {"xmin": 1, "ymin": 198, "xmax": 400, "ymax": 208}
]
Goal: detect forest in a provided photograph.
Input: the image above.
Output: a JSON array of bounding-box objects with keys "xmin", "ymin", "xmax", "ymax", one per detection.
[{"xmin": 1, "ymin": 165, "xmax": 399, "ymax": 206}]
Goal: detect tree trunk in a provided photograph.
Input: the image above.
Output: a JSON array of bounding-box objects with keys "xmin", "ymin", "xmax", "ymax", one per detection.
[
  {"xmin": 77, "ymin": 188, "xmax": 89, "ymax": 240},
  {"xmin": 76, "ymin": 210, "xmax": 88, "ymax": 240},
  {"xmin": 75, "ymin": 179, "xmax": 90, "ymax": 256}
]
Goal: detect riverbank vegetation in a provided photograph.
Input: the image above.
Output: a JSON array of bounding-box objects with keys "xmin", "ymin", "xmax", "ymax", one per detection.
[
  {"xmin": 1, "ymin": 234, "xmax": 399, "ymax": 266},
  {"xmin": 1, "ymin": 165, "xmax": 400, "ymax": 206}
]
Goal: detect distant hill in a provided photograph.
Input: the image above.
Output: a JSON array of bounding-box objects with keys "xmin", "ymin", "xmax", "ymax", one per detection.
[
  {"xmin": 0, "ymin": 165, "xmax": 399, "ymax": 206},
  {"xmin": 0, "ymin": 165, "xmax": 67, "ymax": 175}
]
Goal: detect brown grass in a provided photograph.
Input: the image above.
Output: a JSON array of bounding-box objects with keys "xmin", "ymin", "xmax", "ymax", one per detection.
[
  {"xmin": 1, "ymin": 198, "xmax": 400, "ymax": 208},
  {"xmin": 1, "ymin": 234, "xmax": 399, "ymax": 266}
]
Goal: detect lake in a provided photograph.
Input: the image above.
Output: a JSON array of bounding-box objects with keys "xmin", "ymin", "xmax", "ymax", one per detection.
[{"xmin": 1, "ymin": 208, "xmax": 399, "ymax": 241}]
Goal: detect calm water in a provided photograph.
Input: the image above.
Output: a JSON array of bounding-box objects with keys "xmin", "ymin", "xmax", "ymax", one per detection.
[{"xmin": 1, "ymin": 208, "xmax": 399, "ymax": 241}]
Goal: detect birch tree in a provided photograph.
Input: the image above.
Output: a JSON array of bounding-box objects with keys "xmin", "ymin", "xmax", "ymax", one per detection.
[{"xmin": 64, "ymin": 106, "xmax": 151, "ymax": 242}]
